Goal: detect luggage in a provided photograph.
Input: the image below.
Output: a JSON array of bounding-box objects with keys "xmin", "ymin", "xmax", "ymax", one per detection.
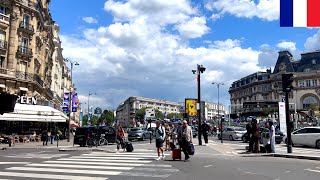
[
  {"xmin": 188, "ymin": 143, "xmax": 195, "ymax": 155},
  {"xmin": 125, "ymin": 142, "xmax": 134, "ymax": 152},
  {"xmin": 172, "ymin": 148, "xmax": 181, "ymax": 160}
]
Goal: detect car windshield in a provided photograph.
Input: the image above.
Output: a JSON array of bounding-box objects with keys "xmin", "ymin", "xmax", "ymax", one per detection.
[
  {"xmin": 130, "ymin": 128, "xmax": 142, "ymax": 131},
  {"xmin": 235, "ymin": 127, "xmax": 246, "ymax": 131}
]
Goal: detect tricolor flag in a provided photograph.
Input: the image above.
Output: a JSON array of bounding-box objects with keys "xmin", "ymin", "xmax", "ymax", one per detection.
[{"xmin": 280, "ymin": 0, "xmax": 320, "ymax": 27}]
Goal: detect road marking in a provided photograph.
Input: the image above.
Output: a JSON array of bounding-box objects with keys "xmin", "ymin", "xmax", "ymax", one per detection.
[
  {"xmin": 46, "ymin": 160, "xmax": 172, "ymax": 167},
  {"xmin": 7, "ymin": 167, "xmax": 121, "ymax": 175},
  {"xmin": 204, "ymin": 165, "xmax": 212, "ymax": 168},
  {"xmin": 82, "ymin": 153, "xmax": 170, "ymax": 157},
  {"xmin": 244, "ymin": 172, "xmax": 256, "ymax": 175},
  {"xmin": 0, "ymin": 162, "xmax": 30, "ymax": 165},
  {"xmin": 57, "ymin": 158, "xmax": 152, "ymax": 163},
  {"xmin": 0, "ymin": 172, "xmax": 107, "ymax": 180},
  {"xmin": 27, "ymin": 163, "xmax": 133, "ymax": 170},
  {"xmin": 69, "ymin": 156, "xmax": 155, "ymax": 160},
  {"xmin": 305, "ymin": 169, "xmax": 320, "ymax": 173}
]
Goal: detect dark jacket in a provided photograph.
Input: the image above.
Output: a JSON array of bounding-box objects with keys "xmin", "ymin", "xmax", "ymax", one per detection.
[{"xmin": 201, "ymin": 123, "xmax": 210, "ymax": 134}]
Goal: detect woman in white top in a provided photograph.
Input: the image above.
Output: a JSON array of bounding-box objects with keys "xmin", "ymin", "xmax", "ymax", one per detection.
[{"xmin": 269, "ymin": 121, "xmax": 276, "ymax": 153}]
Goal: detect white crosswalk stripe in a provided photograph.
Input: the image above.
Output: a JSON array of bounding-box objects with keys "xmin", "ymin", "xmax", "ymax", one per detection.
[
  {"xmin": 0, "ymin": 151, "xmax": 179, "ymax": 179},
  {"xmin": 4, "ymin": 152, "xmax": 69, "ymax": 159}
]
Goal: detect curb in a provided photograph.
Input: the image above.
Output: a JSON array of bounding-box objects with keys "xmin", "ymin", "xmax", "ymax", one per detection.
[
  {"xmin": 269, "ymin": 153, "xmax": 320, "ymax": 161},
  {"xmin": 58, "ymin": 148, "xmax": 115, "ymax": 153}
]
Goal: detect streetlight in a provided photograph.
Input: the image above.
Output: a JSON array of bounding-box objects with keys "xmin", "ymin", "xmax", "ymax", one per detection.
[
  {"xmin": 64, "ymin": 58, "xmax": 79, "ymax": 142},
  {"xmin": 192, "ymin": 64, "xmax": 206, "ymax": 146},
  {"xmin": 212, "ymin": 82, "xmax": 224, "ymax": 143},
  {"xmin": 88, "ymin": 91, "xmax": 97, "ymax": 125}
]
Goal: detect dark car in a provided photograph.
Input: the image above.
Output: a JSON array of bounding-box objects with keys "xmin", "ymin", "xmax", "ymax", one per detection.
[
  {"xmin": 74, "ymin": 126, "xmax": 117, "ymax": 147},
  {"xmin": 241, "ymin": 129, "xmax": 284, "ymax": 144},
  {"xmin": 128, "ymin": 127, "xmax": 152, "ymax": 141}
]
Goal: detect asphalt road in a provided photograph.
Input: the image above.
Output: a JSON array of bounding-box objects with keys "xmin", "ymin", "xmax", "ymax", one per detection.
[{"xmin": 0, "ymin": 140, "xmax": 319, "ymax": 180}]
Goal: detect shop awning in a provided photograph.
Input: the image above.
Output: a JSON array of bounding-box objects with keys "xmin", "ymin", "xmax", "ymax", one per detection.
[{"xmin": 0, "ymin": 104, "xmax": 67, "ymax": 122}]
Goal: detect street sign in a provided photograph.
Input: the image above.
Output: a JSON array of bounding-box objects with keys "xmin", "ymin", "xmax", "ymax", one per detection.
[
  {"xmin": 94, "ymin": 107, "xmax": 102, "ymax": 114},
  {"xmin": 282, "ymin": 96, "xmax": 286, "ymax": 102}
]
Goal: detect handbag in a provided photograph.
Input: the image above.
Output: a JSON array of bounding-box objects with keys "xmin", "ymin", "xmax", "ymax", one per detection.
[{"xmin": 188, "ymin": 142, "xmax": 195, "ymax": 155}]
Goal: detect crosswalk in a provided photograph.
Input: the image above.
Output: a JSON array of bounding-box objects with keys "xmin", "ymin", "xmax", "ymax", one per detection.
[
  {"xmin": 3, "ymin": 151, "xmax": 69, "ymax": 159},
  {"xmin": 0, "ymin": 151, "xmax": 178, "ymax": 180}
]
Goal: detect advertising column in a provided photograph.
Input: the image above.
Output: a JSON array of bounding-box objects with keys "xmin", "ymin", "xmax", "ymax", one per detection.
[{"xmin": 278, "ymin": 102, "xmax": 287, "ymax": 135}]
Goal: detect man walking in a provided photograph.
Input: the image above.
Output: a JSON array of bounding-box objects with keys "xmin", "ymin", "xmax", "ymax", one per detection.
[
  {"xmin": 201, "ymin": 121, "xmax": 210, "ymax": 145},
  {"xmin": 180, "ymin": 120, "xmax": 193, "ymax": 162},
  {"xmin": 155, "ymin": 121, "xmax": 165, "ymax": 160}
]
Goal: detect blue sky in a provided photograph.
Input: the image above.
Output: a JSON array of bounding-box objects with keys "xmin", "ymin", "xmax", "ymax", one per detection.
[{"xmin": 49, "ymin": 0, "xmax": 320, "ymax": 111}]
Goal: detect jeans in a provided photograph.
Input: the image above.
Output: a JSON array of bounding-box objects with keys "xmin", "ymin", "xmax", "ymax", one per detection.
[{"xmin": 51, "ymin": 135, "xmax": 55, "ymax": 144}]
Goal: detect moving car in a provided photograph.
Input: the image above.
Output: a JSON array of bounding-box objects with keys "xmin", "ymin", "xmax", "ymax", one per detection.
[
  {"xmin": 283, "ymin": 127, "xmax": 320, "ymax": 148},
  {"xmin": 128, "ymin": 127, "xmax": 152, "ymax": 141},
  {"xmin": 218, "ymin": 127, "xmax": 246, "ymax": 141}
]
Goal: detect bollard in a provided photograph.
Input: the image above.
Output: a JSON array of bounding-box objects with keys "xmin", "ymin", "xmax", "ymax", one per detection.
[{"xmin": 56, "ymin": 135, "xmax": 59, "ymax": 147}]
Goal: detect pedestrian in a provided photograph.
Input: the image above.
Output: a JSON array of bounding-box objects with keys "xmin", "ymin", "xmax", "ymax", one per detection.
[
  {"xmin": 155, "ymin": 121, "xmax": 166, "ymax": 160},
  {"xmin": 51, "ymin": 129, "xmax": 56, "ymax": 144},
  {"xmin": 180, "ymin": 120, "xmax": 193, "ymax": 162},
  {"xmin": 252, "ymin": 119, "xmax": 260, "ymax": 153},
  {"xmin": 47, "ymin": 130, "xmax": 51, "ymax": 145},
  {"xmin": 246, "ymin": 121, "xmax": 253, "ymax": 152},
  {"xmin": 269, "ymin": 121, "xmax": 276, "ymax": 153},
  {"xmin": 201, "ymin": 120, "xmax": 210, "ymax": 145},
  {"xmin": 164, "ymin": 124, "xmax": 171, "ymax": 151},
  {"xmin": 116, "ymin": 126, "xmax": 125, "ymax": 151},
  {"xmin": 41, "ymin": 129, "xmax": 48, "ymax": 146}
]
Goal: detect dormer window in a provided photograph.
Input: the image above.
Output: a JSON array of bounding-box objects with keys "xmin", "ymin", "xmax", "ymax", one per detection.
[
  {"xmin": 304, "ymin": 68, "xmax": 311, "ymax": 72},
  {"xmin": 312, "ymin": 59, "xmax": 316, "ymax": 64}
]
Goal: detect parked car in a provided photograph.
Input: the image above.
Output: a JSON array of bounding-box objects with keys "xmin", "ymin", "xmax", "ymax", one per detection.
[
  {"xmin": 242, "ymin": 129, "xmax": 284, "ymax": 144},
  {"xmin": 128, "ymin": 127, "xmax": 152, "ymax": 141},
  {"xmin": 283, "ymin": 127, "xmax": 320, "ymax": 148},
  {"xmin": 218, "ymin": 127, "xmax": 246, "ymax": 141},
  {"xmin": 74, "ymin": 126, "xmax": 117, "ymax": 147}
]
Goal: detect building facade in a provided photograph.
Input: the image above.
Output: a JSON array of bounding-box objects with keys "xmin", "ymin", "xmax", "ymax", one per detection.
[
  {"xmin": 229, "ymin": 50, "xmax": 320, "ymax": 120},
  {"xmin": 201, "ymin": 101, "xmax": 226, "ymax": 121},
  {"xmin": 116, "ymin": 96, "xmax": 182, "ymax": 127}
]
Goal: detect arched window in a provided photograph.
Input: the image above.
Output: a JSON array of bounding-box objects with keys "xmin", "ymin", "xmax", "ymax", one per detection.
[{"xmin": 302, "ymin": 96, "xmax": 318, "ymax": 109}]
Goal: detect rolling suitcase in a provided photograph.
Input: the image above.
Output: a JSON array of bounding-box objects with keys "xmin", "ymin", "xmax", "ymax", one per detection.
[
  {"xmin": 172, "ymin": 148, "xmax": 181, "ymax": 160},
  {"xmin": 126, "ymin": 142, "xmax": 134, "ymax": 152}
]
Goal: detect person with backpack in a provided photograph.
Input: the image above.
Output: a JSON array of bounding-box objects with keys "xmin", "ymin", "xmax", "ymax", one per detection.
[{"xmin": 155, "ymin": 121, "xmax": 166, "ymax": 160}]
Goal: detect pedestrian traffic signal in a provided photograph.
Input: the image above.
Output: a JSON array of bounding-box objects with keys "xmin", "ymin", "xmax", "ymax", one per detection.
[{"xmin": 282, "ymin": 73, "xmax": 294, "ymax": 92}]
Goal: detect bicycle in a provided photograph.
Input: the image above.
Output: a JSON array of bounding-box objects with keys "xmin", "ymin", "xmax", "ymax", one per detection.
[{"xmin": 86, "ymin": 137, "xmax": 97, "ymax": 148}]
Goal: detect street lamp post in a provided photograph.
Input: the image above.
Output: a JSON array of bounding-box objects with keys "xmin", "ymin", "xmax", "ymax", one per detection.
[
  {"xmin": 64, "ymin": 58, "xmax": 79, "ymax": 142},
  {"xmin": 87, "ymin": 92, "xmax": 96, "ymax": 125},
  {"xmin": 192, "ymin": 64, "xmax": 206, "ymax": 146},
  {"xmin": 212, "ymin": 82, "xmax": 224, "ymax": 143}
]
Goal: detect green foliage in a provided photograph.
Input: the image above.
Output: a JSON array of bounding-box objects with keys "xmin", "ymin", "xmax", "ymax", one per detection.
[
  {"xmin": 98, "ymin": 110, "xmax": 115, "ymax": 124},
  {"xmin": 155, "ymin": 109, "xmax": 162, "ymax": 119},
  {"xmin": 166, "ymin": 113, "xmax": 183, "ymax": 119}
]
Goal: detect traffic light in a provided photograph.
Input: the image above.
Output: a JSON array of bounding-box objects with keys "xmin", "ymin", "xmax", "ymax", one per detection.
[
  {"xmin": 282, "ymin": 73, "xmax": 294, "ymax": 92},
  {"xmin": 198, "ymin": 65, "xmax": 206, "ymax": 73}
]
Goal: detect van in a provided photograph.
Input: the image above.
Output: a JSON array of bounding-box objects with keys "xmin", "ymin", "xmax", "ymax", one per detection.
[{"xmin": 74, "ymin": 126, "xmax": 117, "ymax": 147}]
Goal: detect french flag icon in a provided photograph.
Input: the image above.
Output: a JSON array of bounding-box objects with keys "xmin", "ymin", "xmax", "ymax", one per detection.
[{"xmin": 280, "ymin": 0, "xmax": 320, "ymax": 27}]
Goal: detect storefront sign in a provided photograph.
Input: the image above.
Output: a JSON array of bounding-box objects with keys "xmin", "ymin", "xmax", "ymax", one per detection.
[{"xmin": 16, "ymin": 96, "xmax": 37, "ymax": 105}]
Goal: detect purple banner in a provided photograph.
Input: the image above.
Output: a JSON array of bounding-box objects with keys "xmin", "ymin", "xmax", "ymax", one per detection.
[
  {"xmin": 63, "ymin": 92, "xmax": 70, "ymax": 112},
  {"xmin": 72, "ymin": 93, "xmax": 79, "ymax": 112}
]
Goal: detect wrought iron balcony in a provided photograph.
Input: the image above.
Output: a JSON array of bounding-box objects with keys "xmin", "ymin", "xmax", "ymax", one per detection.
[
  {"xmin": 15, "ymin": 71, "xmax": 34, "ymax": 81},
  {"xmin": 17, "ymin": 46, "xmax": 33, "ymax": 58},
  {"xmin": 46, "ymin": 88, "xmax": 54, "ymax": 98},
  {"xmin": 0, "ymin": 40, "xmax": 7, "ymax": 49},
  {"xmin": 0, "ymin": 13, "xmax": 9, "ymax": 27},
  {"xmin": 0, "ymin": 68, "xmax": 8, "ymax": 75},
  {"xmin": 33, "ymin": 74, "xmax": 44, "ymax": 87},
  {"xmin": 18, "ymin": 21, "xmax": 34, "ymax": 34}
]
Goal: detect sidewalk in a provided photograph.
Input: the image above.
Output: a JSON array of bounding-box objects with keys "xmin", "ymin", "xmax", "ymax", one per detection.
[
  {"xmin": 207, "ymin": 140, "xmax": 320, "ymax": 161},
  {"xmin": 0, "ymin": 139, "xmax": 74, "ymax": 149}
]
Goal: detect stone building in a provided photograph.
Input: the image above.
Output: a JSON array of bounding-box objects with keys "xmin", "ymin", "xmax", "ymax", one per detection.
[
  {"xmin": 229, "ymin": 50, "xmax": 320, "ymax": 120},
  {"xmin": 201, "ymin": 101, "xmax": 226, "ymax": 121}
]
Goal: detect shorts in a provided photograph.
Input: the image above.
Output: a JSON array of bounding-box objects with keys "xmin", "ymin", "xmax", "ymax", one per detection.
[{"xmin": 156, "ymin": 139, "xmax": 164, "ymax": 148}]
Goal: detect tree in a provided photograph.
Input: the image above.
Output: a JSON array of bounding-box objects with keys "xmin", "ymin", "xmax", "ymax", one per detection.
[
  {"xmin": 81, "ymin": 114, "xmax": 98, "ymax": 126},
  {"xmin": 166, "ymin": 113, "xmax": 183, "ymax": 119},
  {"xmin": 135, "ymin": 107, "xmax": 164, "ymax": 121},
  {"xmin": 98, "ymin": 110, "xmax": 115, "ymax": 125}
]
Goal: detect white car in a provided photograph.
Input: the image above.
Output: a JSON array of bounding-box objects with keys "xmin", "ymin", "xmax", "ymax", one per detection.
[
  {"xmin": 283, "ymin": 127, "xmax": 320, "ymax": 148},
  {"xmin": 218, "ymin": 127, "xmax": 246, "ymax": 141}
]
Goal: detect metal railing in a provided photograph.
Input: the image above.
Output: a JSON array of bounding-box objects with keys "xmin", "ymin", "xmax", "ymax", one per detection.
[
  {"xmin": 17, "ymin": 46, "xmax": 33, "ymax": 56},
  {"xmin": 15, "ymin": 71, "xmax": 34, "ymax": 81},
  {"xmin": 34, "ymin": 74, "xmax": 44, "ymax": 87},
  {"xmin": 46, "ymin": 88, "xmax": 54, "ymax": 97},
  {"xmin": 0, "ymin": 13, "xmax": 9, "ymax": 22},
  {"xmin": 19, "ymin": 21, "xmax": 34, "ymax": 32},
  {"xmin": 0, "ymin": 40, "xmax": 7, "ymax": 49},
  {"xmin": 0, "ymin": 68, "xmax": 8, "ymax": 75}
]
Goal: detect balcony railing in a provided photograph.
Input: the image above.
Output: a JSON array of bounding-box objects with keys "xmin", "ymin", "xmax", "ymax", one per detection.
[
  {"xmin": 0, "ymin": 68, "xmax": 8, "ymax": 75},
  {"xmin": 0, "ymin": 40, "xmax": 7, "ymax": 49},
  {"xmin": 17, "ymin": 46, "xmax": 33, "ymax": 57},
  {"xmin": 34, "ymin": 74, "xmax": 44, "ymax": 87},
  {"xmin": 19, "ymin": 21, "xmax": 34, "ymax": 32},
  {"xmin": 55, "ymin": 94, "xmax": 63, "ymax": 103},
  {"xmin": 0, "ymin": 13, "xmax": 9, "ymax": 24},
  {"xmin": 46, "ymin": 88, "xmax": 54, "ymax": 98},
  {"xmin": 15, "ymin": 71, "xmax": 34, "ymax": 81}
]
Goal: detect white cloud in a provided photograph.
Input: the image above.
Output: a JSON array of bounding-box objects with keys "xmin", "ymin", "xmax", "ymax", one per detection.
[
  {"xmin": 61, "ymin": 0, "xmax": 267, "ymax": 110},
  {"xmin": 82, "ymin": 17, "xmax": 98, "ymax": 24},
  {"xmin": 276, "ymin": 41, "xmax": 297, "ymax": 51},
  {"xmin": 177, "ymin": 16, "xmax": 210, "ymax": 38},
  {"xmin": 304, "ymin": 30, "xmax": 320, "ymax": 51},
  {"xmin": 206, "ymin": 0, "xmax": 279, "ymax": 21}
]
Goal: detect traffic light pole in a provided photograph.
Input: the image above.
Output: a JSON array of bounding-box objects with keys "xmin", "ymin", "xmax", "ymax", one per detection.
[
  {"xmin": 197, "ymin": 65, "xmax": 202, "ymax": 146},
  {"xmin": 285, "ymin": 91, "xmax": 292, "ymax": 153}
]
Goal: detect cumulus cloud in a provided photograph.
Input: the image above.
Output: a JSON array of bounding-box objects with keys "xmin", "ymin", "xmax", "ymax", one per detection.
[
  {"xmin": 277, "ymin": 41, "xmax": 297, "ymax": 51},
  {"xmin": 205, "ymin": 0, "xmax": 279, "ymax": 21},
  {"xmin": 82, "ymin": 17, "xmax": 98, "ymax": 24},
  {"xmin": 304, "ymin": 30, "xmax": 320, "ymax": 51},
  {"xmin": 257, "ymin": 44, "xmax": 278, "ymax": 68},
  {"xmin": 62, "ymin": 0, "xmax": 266, "ymax": 110}
]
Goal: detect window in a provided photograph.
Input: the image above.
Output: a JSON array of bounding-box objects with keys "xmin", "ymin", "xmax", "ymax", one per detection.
[
  {"xmin": 22, "ymin": 15, "xmax": 30, "ymax": 27},
  {"xmin": 306, "ymin": 80, "xmax": 311, "ymax": 87},
  {"xmin": 0, "ymin": 6, "xmax": 7, "ymax": 15},
  {"xmin": 313, "ymin": 80, "xmax": 318, "ymax": 87},
  {"xmin": 21, "ymin": 37, "xmax": 29, "ymax": 53},
  {"xmin": 0, "ymin": 56, "xmax": 4, "ymax": 68},
  {"xmin": 304, "ymin": 68, "xmax": 311, "ymax": 72},
  {"xmin": 299, "ymin": 81, "xmax": 305, "ymax": 88},
  {"xmin": 312, "ymin": 59, "xmax": 316, "ymax": 64}
]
